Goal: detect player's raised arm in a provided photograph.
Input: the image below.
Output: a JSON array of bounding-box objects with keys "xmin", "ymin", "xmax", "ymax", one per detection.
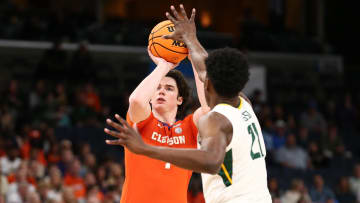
[
  {"xmin": 105, "ymin": 112, "xmax": 231, "ymax": 174},
  {"xmin": 164, "ymin": 4, "xmax": 210, "ymax": 124},
  {"xmin": 128, "ymin": 49, "xmax": 177, "ymax": 123},
  {"xmin": 164, "ymin": 4, "xmax": 208, "ymax": 83}
]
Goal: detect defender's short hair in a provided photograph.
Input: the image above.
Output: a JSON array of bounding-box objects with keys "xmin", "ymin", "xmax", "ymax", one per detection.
[{"xmin": 205, "ymin": 47, "xmax": 249, "ymax": 98}]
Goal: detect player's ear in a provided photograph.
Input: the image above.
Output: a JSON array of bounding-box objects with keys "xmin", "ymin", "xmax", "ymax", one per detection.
[{"xmin": 177, "ymin": 96, "xmax": 183, "ymax": 105}]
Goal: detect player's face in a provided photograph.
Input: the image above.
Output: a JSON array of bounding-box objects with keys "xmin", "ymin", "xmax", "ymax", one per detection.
[{"xmin": 151, "ymin": 77, "xmax": 182, "ymax": 113}]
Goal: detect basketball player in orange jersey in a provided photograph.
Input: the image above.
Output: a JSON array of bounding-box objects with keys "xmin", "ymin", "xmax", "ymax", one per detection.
[
  {"xmin": 103, "ymin": 23, "xmax": 210, "ymax": 203},
  {"xmin": 105, "ymin": 4, "xmax": 271, "ymax": 203}
]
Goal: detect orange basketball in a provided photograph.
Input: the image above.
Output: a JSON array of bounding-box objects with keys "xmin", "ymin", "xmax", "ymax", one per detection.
[{"xmin": 148, "ymin": 20, "xmax": 188, "ymax": 64}]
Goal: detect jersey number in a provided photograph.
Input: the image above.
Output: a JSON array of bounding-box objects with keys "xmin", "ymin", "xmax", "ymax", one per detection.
[{"xmin": 248, "ymin": 123, "xmax": 264, "ymax": 160}]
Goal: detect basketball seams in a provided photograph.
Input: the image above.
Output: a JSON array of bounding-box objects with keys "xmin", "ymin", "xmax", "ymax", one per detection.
[
  {"xmin": 148, "ymin": 35, "xmax": 164, "ymax": 41},
  {"xmin": 152, "ymin": 42, "xmax": 188, "ymax": 55},
  {"xmin": 151, "ymin": 32, "xmax": 162, "ymax": 58}
]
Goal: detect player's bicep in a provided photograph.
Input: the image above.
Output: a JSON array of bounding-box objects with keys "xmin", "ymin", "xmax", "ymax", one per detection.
[{"xmin": 198, "ymin": 115, "xmax": 228, "ymax": 169}]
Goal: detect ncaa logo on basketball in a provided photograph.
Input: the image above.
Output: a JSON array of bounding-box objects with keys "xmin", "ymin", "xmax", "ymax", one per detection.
[{"xmin": 175, "ymin": 127, "xmax": 182, "ymax": 134}]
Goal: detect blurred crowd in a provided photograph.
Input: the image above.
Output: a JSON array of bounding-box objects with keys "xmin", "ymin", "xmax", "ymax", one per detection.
[
  {"xmin": 0, "ymin": 76, "xmax": 125, "ymax": 203},
  {"xmin": 251, "ymin": 89, "xmax": 360, "ymax": 203}
]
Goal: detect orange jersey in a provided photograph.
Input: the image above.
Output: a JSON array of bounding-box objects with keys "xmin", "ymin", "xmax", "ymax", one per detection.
[{"xmin": 121, "ymin": 112, "xmax": 198, "ymax": 203}]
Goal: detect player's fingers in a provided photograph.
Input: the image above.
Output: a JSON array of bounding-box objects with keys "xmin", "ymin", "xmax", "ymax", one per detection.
[
  {"xmin": 105, "ymin": 139, "xmax": 125, "ymax": 145},
  {"xmin": 162, "ymin": 34, "xmax": 175, "ymax": 40},
  {"xmin": 170, "ymin": 5, "xmax": 181, "ymax": 20},
  {"xmin": 104, "ymin": 128, "xmax": 126, "ymax": 139},
  {"xmin": 106, "ymin": 118, "xmax": 125, "ymax": 132},
  {"xmin": 190, "ymin": 8, "xmax": 196, "ymax": 22},
  {"xmin": 116, "ymin": 114, "xmax": 132, "ymax": 130},
  {"xmin": 165, "ymin": 12, "xmax": 177, "ymax": 24},
  {"xmin": 179, "ymin": 4, "xmax": 188, "ymax": 20}
]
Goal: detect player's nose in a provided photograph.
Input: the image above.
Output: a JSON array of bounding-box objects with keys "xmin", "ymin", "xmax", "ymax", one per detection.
[{"xmin": 158, "ymin": 88, "xmax": 166, "ymax": 95}]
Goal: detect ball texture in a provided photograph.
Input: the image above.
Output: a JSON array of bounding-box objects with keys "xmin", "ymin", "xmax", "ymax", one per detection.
[{"xmin": 148, "ymin": 20, "xmax": 188, "ymax": 64}]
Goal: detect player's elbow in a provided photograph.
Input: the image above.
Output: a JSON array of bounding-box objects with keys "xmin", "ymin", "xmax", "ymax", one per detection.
[{"xmin": 129, "ymin": 94, "xmax": 145, "ymax": 107}]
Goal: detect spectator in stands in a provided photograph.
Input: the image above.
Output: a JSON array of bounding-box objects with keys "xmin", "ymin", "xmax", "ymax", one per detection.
[
  {"xmin": 84, "ymin": 172, "xmax": 97, "ymax": 189},
  {"xmin": 287, "ymin": 114, "xmax": 297, "ymax": 133},
  {"xmin": 0, "ymin": 161, "xmax": 9, "ymax": 202},
  {"xmin": 84, "ymin": 82, "xmax": 102, "ymax": 113},
  {"xmin": 280, "ymin": 178, "xmax": 311, "ymax": 203},
  {"xmin": 349, "ymin": 163, "xmax": 360, "ymax": 202},
  {"xmin": 0, "ymin": 105, "xmax": 15, "ymax": 132},
  {"xmin": 86, "ymin": 185, "xmax": 103, "ymax": 203},
  {"xmin": 262, "ymin": 118, "xmax": 276, "ymax": 151},
  {"xmin": 29, "ymin": 80, "xmax": 47, "ymax": 110},
  {"xmin": 57, "ymin": 148, "xmax": 74, "ymax": 175},
  {"xmin": 0, "ymin": 142, "xmax": 21, "ymax": 175},
  {"xmin": 300, "ymin": 101, "xmax": 327, "ymax": 136},
  {"xmin": 72, "ymin": 87, "xmax": 98, "ymax": 127},
  {"xmin": 3, "ymin": 79, "xmax": 24, "ymax": 113},
  {"xmin": 55, "ymin": 82, "xmax": 68, "ymax": 106},
  {"xmin": 46, "ymin": 165, "xmax": 63, "ymax": 202},
  {"xmin": 64, "ymin": 158, "xmax": 86, "ymax": 201},
  {"xmin": 6, "ymin": 163, "xmax": 37, "ymax": 202},
  {"xmin": 37, "ymin": 180, "xmax": 51, "ymax": 202},
  {"xmin": 297, "ymin": 127, "xmax": 311, "ymax": 149},
  {"xmin": 335, "ymin": 176, "xmax": 357, "ymax": 203},
  {"xmin": 6, "ymin": 182, "xmax": 34, "ymax": 203},
  {"xmin": 321, "ymin": 125, "xmax": 350, "ymax": 159},
  {"xmin": 309, "ymin": 174, "xmax": 336, "ymax": 203},
  {"xmin": 273, "ymin": 104, "xmax": 286, "ymax": 123},
  {"xmin": 268, "ymin": 177, "xmax": 282, "ymax": 199},
  {"xmin": 338, "ymin": 93, "xmax": 357, "ymax": 132},
  {"xmin": 324, "ymin": 99, "xmax": 337, "ymax": 124},
  {"xmin": 273, "ymin": 119, "xmax": 287, "ymax": 149},
  {"xmin": 62, "ymin": 186, "xmax": 77, "ymax": 203},
  {"xmin": 275, "ymin": 133, "xmax": 309, "ymax": 170},
  {"xmin": 308, "ymin": 141, "xmax": 329, "ymax": 169},
  {"xmin": 47, "ymin": 143, "xmax": 61, "ymax": 165}
]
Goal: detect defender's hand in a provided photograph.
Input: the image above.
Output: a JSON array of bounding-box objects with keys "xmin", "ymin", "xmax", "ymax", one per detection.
[
  {"xmin": 104, "ymin": 114, "xmax": 149, "ymax": 155},
  {"xmin": 163, "ymin": 4, "xmax": 197, "ymax": 42}
]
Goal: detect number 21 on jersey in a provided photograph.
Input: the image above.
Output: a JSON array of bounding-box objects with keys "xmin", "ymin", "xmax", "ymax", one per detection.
[{"xmin": 247, "ymin": 123, "xmax": 265, "ymax": 160}]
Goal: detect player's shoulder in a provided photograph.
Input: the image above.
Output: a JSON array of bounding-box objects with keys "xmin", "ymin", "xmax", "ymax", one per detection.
[{"xmin": 199, "ymin": 111, "xmax": 232, "ymax": 132}]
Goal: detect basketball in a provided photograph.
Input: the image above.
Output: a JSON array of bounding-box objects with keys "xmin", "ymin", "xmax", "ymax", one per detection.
[{"xmin": 148, "ymin": 20, "xmax": 188, "ymax": 64}]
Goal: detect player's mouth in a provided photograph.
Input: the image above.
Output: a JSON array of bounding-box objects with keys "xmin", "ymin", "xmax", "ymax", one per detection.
[{"xmin": 157, "ymin": 97, "xmax": 166, "ymax": 103}]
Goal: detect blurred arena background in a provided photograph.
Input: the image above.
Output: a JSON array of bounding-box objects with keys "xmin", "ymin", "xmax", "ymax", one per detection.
[{"xmin": 0, "ymin": 0, "xmax": 359, "ymax": 202}]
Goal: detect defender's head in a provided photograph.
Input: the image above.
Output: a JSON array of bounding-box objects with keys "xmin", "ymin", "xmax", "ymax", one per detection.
[{"xmin": 204, "ymin": 47, "xmax": 249, "ymax": 103}]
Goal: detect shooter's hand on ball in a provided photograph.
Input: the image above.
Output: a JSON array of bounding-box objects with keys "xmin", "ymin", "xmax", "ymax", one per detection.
[{"xmin": 147, "ymin": 47, "xmax": 178, "ymax": 70}]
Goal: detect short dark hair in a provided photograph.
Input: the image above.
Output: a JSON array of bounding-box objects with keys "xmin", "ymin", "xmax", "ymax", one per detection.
[
  {"xmin": 205, "ymin": 47, "xmax": 249, "ymax": 98},
  {"xmin": 165, "ymin": 70, "xmax": 190, "ymax": 118}
]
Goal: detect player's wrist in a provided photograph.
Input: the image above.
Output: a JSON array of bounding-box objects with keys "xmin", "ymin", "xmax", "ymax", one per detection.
[{"xmin": 157, "ymin": 61, "xmax": 172, "ymax": 72}]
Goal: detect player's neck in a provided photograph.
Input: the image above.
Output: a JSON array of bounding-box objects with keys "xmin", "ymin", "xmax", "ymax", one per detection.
[
  {"xmin": 152, "ymin": 109, "xmax": 177, "ymax": 125},
  {"xmin": 211, "ymin": 96, "xmax": 240, "ymax": 109}
]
